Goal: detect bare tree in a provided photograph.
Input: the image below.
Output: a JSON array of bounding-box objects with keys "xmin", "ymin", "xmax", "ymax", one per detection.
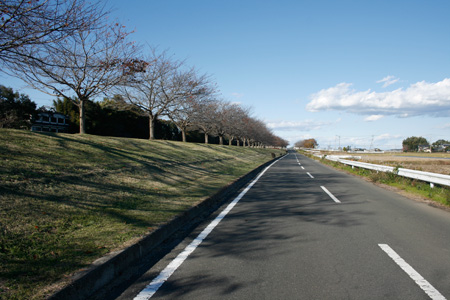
[
  {"xmin": 0, "ymin": 0, "xmax": 103, "ymax": 67},
  {"xmin": 114, "ymin": 49, "xmax": 182, "ymax": 139},
  {"xmin": 169, "ymin": 96, "xmax": 196, "ymax": 143},
  {"xmin": 238, "ymin": 110, "xmax": 255, "ymax": 147},
  {"xmin": 223, "ymin": 106, "xmax": 285, "ymax": 148},
  {"xmin": 5, "ymin": 12, "xmax": 142, "ymax": 133},
  {"xmin": 224, "ymin": 103, "xmax": 250, "ymax": 146},
  {"xmin": 192, "ymin": 98, "xmax": 219, "ymax": 144},
  {"xmin": 245, "ymin": 118, "xmax": 265, "ymax": 147},
  {"xmin": 214, "ymin": 100, "xmax": 233, "ymax": 145},
  {"xmin": 168, "ymin": 69, "xmax": 215, "ymax": 142},
  {"xmin": 272, "ymin": 136, "xmax": 289, "ymax": 148}
]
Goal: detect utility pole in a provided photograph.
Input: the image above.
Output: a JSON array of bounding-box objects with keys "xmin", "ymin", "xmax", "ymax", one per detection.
[{"xmin": 369, "ymin": 135, "xmax": 374, "ymax": 151}]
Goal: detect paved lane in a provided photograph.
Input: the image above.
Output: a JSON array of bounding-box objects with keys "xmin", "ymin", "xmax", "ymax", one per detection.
[{"xmin": 116, "ymin": 151, "xmax": 450, "ymax": 299}]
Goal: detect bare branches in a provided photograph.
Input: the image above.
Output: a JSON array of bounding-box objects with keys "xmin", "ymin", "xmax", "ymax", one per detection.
[
  {"xmin": 2, "ymin": 0, "xmax": 141, "ymax": 133},
  {"xmin": 168, "ymin": 67, "xmax": 216, "ymax": 142},
  {"xmin": 190, "ymin": 98, "xmax": 219, "ymax": 144},
  {"xmin": 114, "ymin": 48, "xmax": 184, "ymax": 139},
  {"xmin": 4, "ymin": 3, "xmax": 141, "ymax": 133},
  {"xmin": 0, "ymin": 0, "xmax": 105, "ymax": 67}
]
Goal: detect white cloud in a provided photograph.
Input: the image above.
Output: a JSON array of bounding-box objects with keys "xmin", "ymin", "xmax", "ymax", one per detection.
[
  {"xmin": 364, "ymin": 115, "xmax": 384, "ymax": 121},
  {"xmin": 374, "ymin": 133, "xmax": 402, "ymax": 141},
  {"xmin": 266, "ymin": 119, "xmax": 336, "ymax": 131},
  {"xmin": 377, "ymin": 75, "xmax": 399, "ymax": 88},
  {"xmin": 231, "ymin": 92, "xmax": 244, "ymax": 99},
  {"xmin": 306, "ymin": 78, "xmax": 450, "ymax": 117}
]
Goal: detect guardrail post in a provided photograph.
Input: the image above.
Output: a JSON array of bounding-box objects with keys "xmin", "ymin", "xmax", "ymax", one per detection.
[{"xmin": 430, "ymin": 183, "xmax": 435, "ymax": 189}]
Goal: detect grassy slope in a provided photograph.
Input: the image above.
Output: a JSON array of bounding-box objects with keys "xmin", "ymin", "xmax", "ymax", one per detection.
[{"xmin": 0, "ymin": 129, "xmax": 283, "ymax": 299}]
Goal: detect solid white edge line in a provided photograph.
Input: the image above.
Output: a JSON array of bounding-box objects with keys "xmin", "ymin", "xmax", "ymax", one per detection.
[
  {"xmin": 133, "ymin": 156, "xmax": 284, "ymax": 300},
  {"xmin": 378, "ymin": 244, "xmax": 446, "ymax": 300},
  {"xmin": 320, "ymin": 186, "xmax": 341, "ymax": 203},
  {"xmin": 307, "ymin": 172, "xmax": 314, "ymax": 178}
]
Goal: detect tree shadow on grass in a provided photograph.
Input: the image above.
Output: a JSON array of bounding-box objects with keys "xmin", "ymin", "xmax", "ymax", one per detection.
[{"xmin": 0, "ymin": 132, "xmax": 273, "ymax": 298}]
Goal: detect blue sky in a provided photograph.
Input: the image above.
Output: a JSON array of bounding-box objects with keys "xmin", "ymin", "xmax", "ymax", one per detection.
[{"xmin": 2, "ymin": 0, "xmax": 450, "ymax": 148}]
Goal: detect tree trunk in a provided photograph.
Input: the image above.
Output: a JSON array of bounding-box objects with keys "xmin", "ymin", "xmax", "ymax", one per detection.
[
  {"xmin": 219, "ymin": 135, "xmax": 223, "ymax": 145},
  {"xmin": 149, "ymin": 115, "xmax": 155, "ymax": 140},
  {"xmin": 229, "ymin": 137, "xmax": 233, "ymax": 146},
  {"xmin": 236, "ymin": 139, "xmax": 240, "ymax": 146},
  {"xmin": 182, "ymin": 129, "xmax": 187, "ymax": 142},
  {"xmin": 79, "ymin": 99, "xmax": 86, "ymax": 134},
  {"xmin": 204, "ymin": 133, "xmax": 209, "ymax": 144}
]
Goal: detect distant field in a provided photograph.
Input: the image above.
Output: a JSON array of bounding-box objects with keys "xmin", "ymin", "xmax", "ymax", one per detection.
[
  {"xmin": 358, "ymin": 153, "xmax": 450, "ymax": 175},
  {"xmin": 314, "ymin": 151, "xmax": 450, "ymax": 175},
  {"xmin": 0, "ymin": 129, "xmax": 283, "ymax": 299}
]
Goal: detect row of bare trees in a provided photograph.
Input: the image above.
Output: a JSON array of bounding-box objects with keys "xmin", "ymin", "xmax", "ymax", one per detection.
[
  {"xmin": 112, "ymin": 48, "xmax": 213, "ymax": 141},
  {"xmin": 168, "ymin": 96, "xmax": 288, "ymax": 148},
  {"xmin": 108, "ymin": 47, "xmax": 287, "ymax": 147},
  {"xmin": 0, "ymin": 0, "xmax": 287, "ymax": 148}
]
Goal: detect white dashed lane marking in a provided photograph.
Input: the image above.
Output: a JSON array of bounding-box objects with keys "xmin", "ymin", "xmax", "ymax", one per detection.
[
  {"xmin": 379, "ymin": 244, "xmax": 446, "ymax": 300},
  {"xmin": 133, "ymin": 157, "xmax": 284, "ymax": 299},
  {"xmin": 320, "ymin": 186, "xmax": 341, "ymax": 203}
]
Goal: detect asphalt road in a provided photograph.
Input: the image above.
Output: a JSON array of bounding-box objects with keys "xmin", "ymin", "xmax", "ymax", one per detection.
[{"xmin": 115, "ymin": 151, "xmax": 450, "ymax": 300}]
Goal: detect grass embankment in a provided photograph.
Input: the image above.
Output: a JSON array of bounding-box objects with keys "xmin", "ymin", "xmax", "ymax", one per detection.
[
  {"xmin": 0, "ymin": 129, "xmax": 284, "ymax": 299},
  {"xmin": 300, "ymin": 151, "xmax": 450, "ymax": 207}
]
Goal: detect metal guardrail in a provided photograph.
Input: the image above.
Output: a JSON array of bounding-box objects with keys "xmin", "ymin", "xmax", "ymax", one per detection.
[
  {"xmin": 396, "ymin": 168, "xmax": 450, "ymax": 187},
  {"xmin": 338, "ymin": 159, "xmax": 395, "ymax": 173},
  {"xmin": 316, "ymin": 155, "xmax": 450, "ymax": 188}
]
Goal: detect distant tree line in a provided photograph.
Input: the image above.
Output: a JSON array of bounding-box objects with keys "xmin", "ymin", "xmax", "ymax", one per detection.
[
  {"xmin": 293, "ymin": 136, "xmax": 450, "ymax": 152},
  {"xmin": 402, "ymin": 136, "xmax": 450, "ymax": 152},
  {"xmin": 294, "ymin": 138, "xmax": 318, "ymax": 149},
  {"xmin": 0, "ymin": 85, "xmax": 36, "ymax": 129},
  {"xmin": 0, "ymin": 0, "xmax": 288, "ymax": 148}
]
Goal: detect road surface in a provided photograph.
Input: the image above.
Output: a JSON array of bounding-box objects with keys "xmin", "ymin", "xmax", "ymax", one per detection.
[{"xmin": 114, "ymin": 151, "xmax": 450, "ymax": 300}]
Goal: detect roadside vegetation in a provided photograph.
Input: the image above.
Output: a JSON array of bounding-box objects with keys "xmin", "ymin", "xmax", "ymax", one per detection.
[
  {"xmin": 0, "ymin": 129, "xmax": 284, "ymax": 299},
  {"xmin": 300, "ymin": 150, "xmax": 450, "ymax": 208}
]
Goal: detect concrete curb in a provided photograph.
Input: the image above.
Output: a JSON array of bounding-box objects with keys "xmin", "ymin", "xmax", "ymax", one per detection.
[{"xmin": 49, "ymin": 156, "xmax": 281, "ymax": 300}]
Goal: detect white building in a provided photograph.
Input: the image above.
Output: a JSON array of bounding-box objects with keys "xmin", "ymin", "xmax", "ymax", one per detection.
[{"xmin": 31, "ymin": 112, "xmax": 70, "ymax": 133}]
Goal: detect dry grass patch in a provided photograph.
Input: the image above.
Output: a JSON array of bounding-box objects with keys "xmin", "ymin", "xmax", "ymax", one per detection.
[{"xmin": 357, "ymin": 154, "xmax": 450, "ymax": 175}]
